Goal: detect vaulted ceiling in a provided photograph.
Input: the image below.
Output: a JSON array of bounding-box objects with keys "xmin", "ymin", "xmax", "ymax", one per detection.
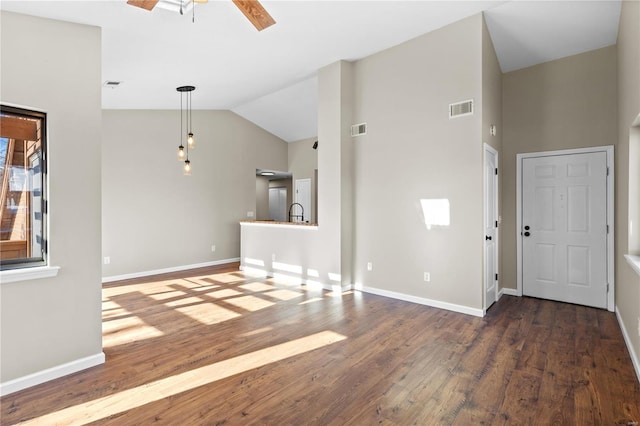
[{"xmin": 0, "ymin": 1, "xmax": 622, "ymax": 142}]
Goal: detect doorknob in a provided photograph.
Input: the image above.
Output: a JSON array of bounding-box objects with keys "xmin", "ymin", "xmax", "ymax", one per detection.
[
  {"xmin": 485, "ymin": 235, "xmax": 492, "ymax": 241},
  {"xmin": 524, "ymin": 231, "xmax": 531, "ymax": 237}
]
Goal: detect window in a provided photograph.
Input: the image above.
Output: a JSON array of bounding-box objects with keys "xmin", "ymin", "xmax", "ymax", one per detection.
[{"xmin": 0, "ymin": 105, "xmax": 47, "ymax": 271}]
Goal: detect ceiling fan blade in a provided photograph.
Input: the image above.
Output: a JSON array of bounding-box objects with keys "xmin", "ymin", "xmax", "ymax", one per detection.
[
  {"xmin": 232, "ymin": 0, "xmax": 275, "ymax": 31},
  {"xmin": 127, "ymin": 0, "xmax": 160, "ymax": 11}
]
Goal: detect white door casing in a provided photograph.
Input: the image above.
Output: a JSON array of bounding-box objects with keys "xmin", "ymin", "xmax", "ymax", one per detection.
[
  {"xmin": 517, "ymin": 146, "xmax": 614, "ymax": 311},
  {"xmin": 484, "ymin": 144, "xmax": 499, "ymax": 310}
]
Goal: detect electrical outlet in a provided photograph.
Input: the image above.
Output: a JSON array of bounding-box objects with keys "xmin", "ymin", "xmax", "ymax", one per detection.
[
  {"xmin": 211, "ymin": 245, "xmax": 216, "ymax": 252},
  {"xmin": 367, "ymin": 262, "xmax": 373, "ymax": 271},
  {"xmin": 247, "ymin": 211, "xmax": 255, "ymax": 218},
  {"xmin": 104, "ymin": 256, "xmax": 110, "ymax": 265},
  {"xmin": 424, "ymin": 272, "xmax": 430, "ymax": 282}
]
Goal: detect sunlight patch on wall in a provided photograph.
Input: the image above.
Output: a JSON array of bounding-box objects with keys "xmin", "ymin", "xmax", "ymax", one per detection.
[
  {"xmin": 242, "ymin": 266, "xmax": 268, "ymax": 277},
  {"xmin": 272, "ymin": 273, "xmax": 302, "ymax": 286},
  {"xmin": 420, "ymin": 198, "xmax": 451, "ymax": 230},
  {"xmin": 272, "ymin": 261, "xmax": 303, "ymax": 274},
  {"xmin": 244, "ymin": 257, "xmax": 266, "ymax": 267}
]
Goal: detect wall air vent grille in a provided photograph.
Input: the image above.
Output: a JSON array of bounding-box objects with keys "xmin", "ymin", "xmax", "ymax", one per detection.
[
  {"xmin": 449, "ymin": 99, "xmax": 474, "ymax": 118},
  {"xmin": 351, "ymin": 123, "xmax": 367, "ymax": 137}
]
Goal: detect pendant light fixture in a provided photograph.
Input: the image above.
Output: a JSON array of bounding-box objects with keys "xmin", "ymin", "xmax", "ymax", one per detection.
[{"xmin": 176, "ymin": 85, "xmax": 195, "ymax": 175}]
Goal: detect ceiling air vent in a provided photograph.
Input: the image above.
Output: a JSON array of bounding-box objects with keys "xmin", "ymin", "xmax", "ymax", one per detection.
[
  {"xmin": 449, "ymin": 99, "xmax": 473, "ymax": 118},
  {"xmin": 351, "ymin": 123, "xmax": 367, "ymax": 137}
]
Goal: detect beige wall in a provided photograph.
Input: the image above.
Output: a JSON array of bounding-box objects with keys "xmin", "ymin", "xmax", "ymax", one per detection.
[
  {"xmin": 256, "ymin": 175, "xmax": 270, "ymax": 220},
  {"xmin": 102, "ymin": 110, "xmax": 288, "ymax": 277},
  {"xmin": 501, "ymin": 45, "xmax": 618, "ymax": 291},
  {"xmin": 288, "ymin": 137, "xmax": 318, "ymax": 223},
  {"xmin": 616, "ymin": 0, "xmax": 640, "ymax": 373},
  {"xmin": 0, "ymin": 12, "xmax": 103, "ymax": 383},
  {"xmin": 482, "ymin": 15, "xmax": 503, "ymax": 295},
  {"xmin": 351, "ymin": 14, "xmax": 484, "ymax": 311}
]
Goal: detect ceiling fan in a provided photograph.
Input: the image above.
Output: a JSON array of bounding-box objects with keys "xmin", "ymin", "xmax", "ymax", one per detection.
[{"xmin": 127, "ymin": 0, "xmax": 275, "ymax": 31}]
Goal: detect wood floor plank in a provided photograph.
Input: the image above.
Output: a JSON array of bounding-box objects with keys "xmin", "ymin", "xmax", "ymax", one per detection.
[{"xmin": 1, "ymin": 263, "xmax": 639, "ymax": 425}]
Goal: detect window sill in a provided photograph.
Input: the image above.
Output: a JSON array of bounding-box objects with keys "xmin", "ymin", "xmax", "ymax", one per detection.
[
  {"xmin": 0, "ymin": 266, "xmax": 60, "ymax": 284},
  {"xmin": 625, "ymin": 255, "xmax": 640, "ymax": 277}
]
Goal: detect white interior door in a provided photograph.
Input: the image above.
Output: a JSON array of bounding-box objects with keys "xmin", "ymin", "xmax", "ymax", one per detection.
[
  {"xmin": 294, "ymin": 178, "xmax": 311, "ymax": 223},
  {"xmin": 522, "ymin": 152, "xmax": 608, "ymax": 309},
  {"xmin": 268, "ymin": 187, "xmax": 287, "ymax": 222},
  {"xmin": 484, "ymin": 146, "xmax": 498, "ymax": 309}
]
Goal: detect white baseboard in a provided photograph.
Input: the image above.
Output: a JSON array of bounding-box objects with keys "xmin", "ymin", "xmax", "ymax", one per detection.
[
  {"xmin": 615, "ymin": 306, "xmax": 640, "ymax": 385},
  {"xmin": 355, "ymin": 285, "xmax": 484, "ymax": 317},
  {"xmin": 0, "ymin": 352, "xmax": 105, "ymax": 396},
  {"xmin": 102, "ymin": 258, "xmax": 240, "ymax": 283},
  {"xmin": 501, "ymin": 288, "xmax": 519, "ymax": 296}
]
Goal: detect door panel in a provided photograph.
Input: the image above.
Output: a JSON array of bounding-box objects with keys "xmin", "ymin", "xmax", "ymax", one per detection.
[
  {"xmin": 294, "ymin": 179, "xmax": 311, "ymax": 223},
  {"xmin": 522, "ymin": 152, "xmax": 607, "ymax": 309},
  {"xmin": 484, "ymin": 147, "xmax": 498, "ymax": 309}
]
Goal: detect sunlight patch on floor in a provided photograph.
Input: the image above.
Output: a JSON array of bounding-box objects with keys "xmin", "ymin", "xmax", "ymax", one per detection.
[
  {"xmin": 102, "ymin": 316, "xmax": 164, "ymax": 347},
  {"xmin": 22, "ymin": 331, "xmax": 347, "ymax": 425},
  {"xmin": 223, "ymin": 295, "xmax": 275, "ymax": 312},
  {"xmin": 239, "ymin": 326, "xmax": 273, "ymax": 337},
  {"xmin": 206, "ymin": 288, "xmax": 242, "ymax": 298},
  {"xmin": 204, "ymin": 272, "xmax": 245, "ymax": 284},
  {"xmin": 264, "ymin": 289, "xmax": 303, "ymax": 301},
  {"xmin": 175, "ymin": 303, "xmax": 241, "ymax": 325},
  {"xmin": 164, "ymin": 296, "xmax": 205, "ymax": 307},
  {"xmin": 190, "ymin": 284, "xmax": 220, "ymax": 292},
  {"xmin": 148, "ymin": 290, "xmax": 187, "ymax": 301},
  {"xmin": 238, "ymin": 281, "xmax": 276, "ymax": 292},
  {"xmin": 298, "ymin": 297, "xmax": 325, "ymax": 305}
]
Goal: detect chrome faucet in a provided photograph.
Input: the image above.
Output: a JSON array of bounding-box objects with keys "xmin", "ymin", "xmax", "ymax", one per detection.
[{"xmin": 288, "ymin": 202, "xmax": 305, "ymax": 222}]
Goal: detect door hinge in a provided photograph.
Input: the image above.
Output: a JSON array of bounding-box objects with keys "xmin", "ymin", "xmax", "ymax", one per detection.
[
  {"xmin": 495, "ymin": 220, "xmax": 498, "ymax": 228},
  {"xmin": 606, "ymin": 167, "xmax": 609, "ymax": 176},
  {"xmin": 607, "ymin": 224, "xmax": 609, "ymax": 234},
  {"xmin": 495, "ymin": 168, "xmax": 498, "ymax": 175},
  {"xmin": 606, "ymin": 283, "xmax": 609, "ymax": 292},
  {"xmin": 495, "ymin": 273, "xmax": 498, "ymax": 281}
]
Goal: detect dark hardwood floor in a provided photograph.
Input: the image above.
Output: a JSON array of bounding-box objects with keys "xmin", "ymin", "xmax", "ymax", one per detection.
[{"xmin": 2, "ymin": 262, "xmax": 639, "ymax": 425}]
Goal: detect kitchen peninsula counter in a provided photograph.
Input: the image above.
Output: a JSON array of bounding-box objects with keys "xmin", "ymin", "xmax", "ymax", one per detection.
[{"xmin": 240, "ymin": 220, "xmax": 318, "ymax": 228}]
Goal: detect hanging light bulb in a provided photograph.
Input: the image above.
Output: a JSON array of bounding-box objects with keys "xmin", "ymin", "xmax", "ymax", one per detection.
[
  {"xmin": 187, "ymin": 132, "xmax": 195, "ymax": 149},
  {"xmin": 177, "ymin": 144, "xmax": 185, "ymax": 160},
  {"xmin": 184, "ymin": 159, "xmax": 192, "ymax": 176}
]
